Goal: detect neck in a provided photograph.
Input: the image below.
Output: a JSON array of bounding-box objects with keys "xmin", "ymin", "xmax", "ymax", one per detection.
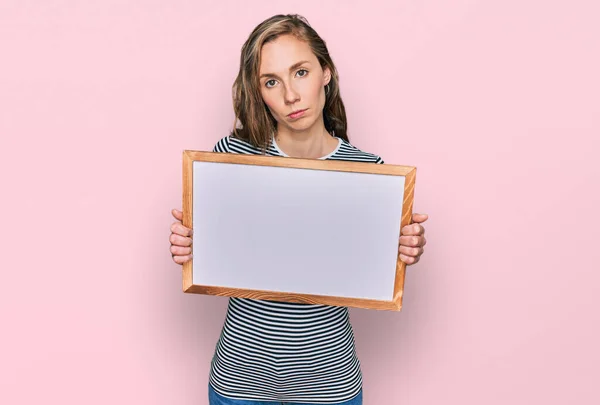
[{"xmin": 274, "ymin": 121, "xmax": 336, "ymax": 159}]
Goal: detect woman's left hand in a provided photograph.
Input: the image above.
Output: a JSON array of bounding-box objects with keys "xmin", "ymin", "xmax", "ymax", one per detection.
[{"xmin": 399, "ymin": 213, "xmax": 428, "ymax": 265}]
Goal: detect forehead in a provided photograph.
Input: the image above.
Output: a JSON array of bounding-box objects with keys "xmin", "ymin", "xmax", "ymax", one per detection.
[{"xmin": 259, "ymin": 34, "xmax": 317, "ymax": 73}]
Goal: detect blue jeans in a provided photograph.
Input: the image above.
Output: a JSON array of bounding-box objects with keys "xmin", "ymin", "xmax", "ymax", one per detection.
[{"xmin": 208, "ymin": 383, "xmax": 363, "ymax": 405}]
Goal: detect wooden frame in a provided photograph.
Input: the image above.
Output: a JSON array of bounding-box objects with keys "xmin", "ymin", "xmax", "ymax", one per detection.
[{"xmin": 182, "ymin": 150, "xmax": 416, "ymax": 311}]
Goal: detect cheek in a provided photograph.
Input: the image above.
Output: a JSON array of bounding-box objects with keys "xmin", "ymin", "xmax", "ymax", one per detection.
[
  {"xmin": 308, "ymin": 81, "xmax": 325, "ymax": 106},
  {"xmin": 261, "ymin": 93, "xmax": 279, "ymax": 116}
]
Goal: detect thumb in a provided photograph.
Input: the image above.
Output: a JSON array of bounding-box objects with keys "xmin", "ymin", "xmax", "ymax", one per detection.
[
  {"xmin": 171, "ymin": 208, "xmax": 183, "ymax": 221},
  {"xmin": 412, "ymin": 213, "xmax": 429, "ymax": 223}
]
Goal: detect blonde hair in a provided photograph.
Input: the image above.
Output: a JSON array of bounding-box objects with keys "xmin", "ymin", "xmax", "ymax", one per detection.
[{"xmin": 231, "ymin": 14, "xmax": 349, "ymax": 152}]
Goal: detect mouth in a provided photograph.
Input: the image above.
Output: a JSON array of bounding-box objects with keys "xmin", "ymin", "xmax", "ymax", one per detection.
[{"xmin": 287, "ymin": 109, "xmax": 307, "ymax": 119}]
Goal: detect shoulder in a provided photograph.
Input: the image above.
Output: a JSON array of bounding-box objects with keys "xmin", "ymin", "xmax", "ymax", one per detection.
[
  {"xmin": 333, "ymin": 138, "xmax": 385, "ymax": 164},
  {"xmin": 211, "ymin": 135, "xmax": 231, "ymax": 153},
  {"xmin": 211, "ymin": 134, "xmax": 267, "ymax": 155}
]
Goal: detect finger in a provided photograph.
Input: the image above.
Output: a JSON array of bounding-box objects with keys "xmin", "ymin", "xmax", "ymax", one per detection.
[
  {"xmin": 171, "ymin": 209, "xmax": 183, "ymax": 221},
  {"xmin": 170, "ymin": 233, "xmax": 192, "ymax": 247},
  {"xmin": 399, "ymin": 253, "xmax": 420, "ymax": 265},
  {"xmin": 412, "ymin": 213, "xmax": 429, "ymax": 223},
  {"xmin": 399, "ymin": 245, "xmax": 424, "ymax": 258},
  {"xmin": 170, "ymin": 221, "xmax": 193, "ymax": 237},
  {"xmin": 170, "ymin": 245, "xmax": 192, "ymax": 256},
  {"xmin": 172, "ymin": 254, "xmax": 193, "ymax": 265},
  {"xmin": 399, "ymin": 235, "xmax": 425, "ymax": 247},
  {"xmin": 401, "ymin": 223, "xmax": 425, "ymax": 236}
]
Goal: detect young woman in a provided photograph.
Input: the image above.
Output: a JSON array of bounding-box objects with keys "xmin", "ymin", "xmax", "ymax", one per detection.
[{"xmin": 169, "ymin": 14, "xmax": 428, "ymax": 405}]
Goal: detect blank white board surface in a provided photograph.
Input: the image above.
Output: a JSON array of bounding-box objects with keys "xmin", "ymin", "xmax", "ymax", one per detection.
[{"xmin": 191, "ymin": 161, "xmax": 406, "ymax": 301}]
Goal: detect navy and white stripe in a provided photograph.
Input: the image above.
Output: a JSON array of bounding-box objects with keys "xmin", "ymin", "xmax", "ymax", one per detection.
[{"xmin": 208, "ymin": 134, "xmax": 384, "ymax": 404}]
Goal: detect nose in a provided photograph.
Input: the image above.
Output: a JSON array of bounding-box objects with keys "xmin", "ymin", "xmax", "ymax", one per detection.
[{"xmin": 283, "ymin": 82, "xmax": 300, "ymax": 105}]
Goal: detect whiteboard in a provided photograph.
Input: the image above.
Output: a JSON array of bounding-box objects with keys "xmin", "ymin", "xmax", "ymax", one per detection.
[{"xmin": 182, "ymin": 151, "xmax": 416, "ymax": 311}]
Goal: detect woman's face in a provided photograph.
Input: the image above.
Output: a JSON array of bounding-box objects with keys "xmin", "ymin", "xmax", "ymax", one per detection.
[{"xmin": 258, "ymin": 34, "xmax": 331, "ymax": 133}]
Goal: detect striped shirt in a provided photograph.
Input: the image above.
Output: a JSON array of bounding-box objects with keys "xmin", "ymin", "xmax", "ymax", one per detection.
[{"xmin": 208, "ymin": 134, "xmax": 384, "ymax": 404}]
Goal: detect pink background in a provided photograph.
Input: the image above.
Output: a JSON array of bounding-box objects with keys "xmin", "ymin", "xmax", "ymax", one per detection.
[{"xmin": 1, "ymin": 1, "xmax": 598, "ymax": 404}]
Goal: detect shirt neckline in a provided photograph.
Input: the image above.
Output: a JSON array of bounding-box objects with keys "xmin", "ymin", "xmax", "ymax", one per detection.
[{"xmin": 271, "ymin": 135, "xmax": 342, "ymax": 160}]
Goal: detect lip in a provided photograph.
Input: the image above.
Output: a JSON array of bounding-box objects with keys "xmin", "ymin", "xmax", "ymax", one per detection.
[{"xmin": 287, "ymin": 109, "xmax": 307, "ymax": 119}]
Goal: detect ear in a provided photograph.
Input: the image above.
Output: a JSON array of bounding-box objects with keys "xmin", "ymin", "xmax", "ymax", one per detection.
[{"xmin": 323, "ymin": 66, "xmax": 332, "ymax": 86}]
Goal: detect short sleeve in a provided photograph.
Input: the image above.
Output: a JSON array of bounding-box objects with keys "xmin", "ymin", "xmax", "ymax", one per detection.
[{"xmin": 376, "ymin": 156, "xmax": 385, "ymax": 164}]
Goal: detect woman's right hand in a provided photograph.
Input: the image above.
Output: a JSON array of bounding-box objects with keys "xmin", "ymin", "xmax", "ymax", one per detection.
[{"xmin": 170, "ymin": 208, "xmax": 193, "ymax": 265}]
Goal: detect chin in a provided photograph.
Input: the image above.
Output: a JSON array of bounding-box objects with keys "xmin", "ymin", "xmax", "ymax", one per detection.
[{"xmin": 291, "ymin": 117, "xmax": 317, "ymax": 130}]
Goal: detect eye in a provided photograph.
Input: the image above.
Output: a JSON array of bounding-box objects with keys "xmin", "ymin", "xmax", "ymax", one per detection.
[
  {"xmin": 265, "ymin": 79, "xmax": 277, "ymax": 88},
  {"xmin": 296, "ymin": 69, "xmax": 308, "ymax": 77}
]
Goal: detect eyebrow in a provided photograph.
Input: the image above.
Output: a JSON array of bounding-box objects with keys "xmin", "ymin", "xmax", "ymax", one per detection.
[{"xmin": 259, "ymin": 60, "xmax": 311, "ymax": 80}]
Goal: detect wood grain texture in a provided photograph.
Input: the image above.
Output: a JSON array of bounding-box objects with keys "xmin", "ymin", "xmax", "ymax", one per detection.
[
  {"xmin": 182, "ymin": 152, "xmax": 193, "ymax": 291},
  {"xmin": 184, "ymin": 284, "xmax": 401, "ymax": 311},
  {"xmin": 393, "ymin": 166, "xmax": 416, "ymax": 308},
  {"xmin": 181, "ymin": 150, "xmax": 416, "ymax": 311},
  {"xmin": 184, "ymin": 150, "xmax": 414, "ymax": 176}
]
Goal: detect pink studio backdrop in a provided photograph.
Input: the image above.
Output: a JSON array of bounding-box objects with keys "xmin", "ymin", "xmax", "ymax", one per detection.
[{"xmin": 1, "ymin": 1, "xmax": 598, "ymax": 404}]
